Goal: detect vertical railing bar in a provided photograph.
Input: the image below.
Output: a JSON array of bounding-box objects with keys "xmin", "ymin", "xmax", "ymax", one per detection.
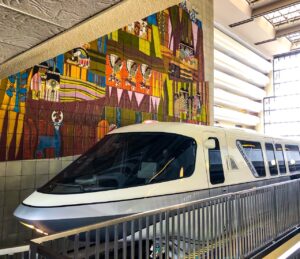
[
  {"xmin": 159, "ymin": 213, "xmax": 163, "ymax": 259},
  {"xmin": 85, "ymin": 231, "xmax": 90, "ymax": 259},
  {"xmin": 182, "ymin": 207, "xmax": 186, "ymax": 257},
  {"xmin": 211, "ymin": 199, "xmax": 216, "ymax": 259},
  {"xmin": 254, "ymin": 192, "xmax": 259, "ymax": 249},
  {"xmin": 267, "ymin": 189, "xmax": 272, "ymax": 242},
  {"xmin": 114, "ymin": 224, "xmax": 118, "ymax": 259},
  {"xmin": 246, "ymin": 193, "xmax": 250, "ymax": 255},
  {"xmin": 171, "ymin": 210, "xmax": 175, "ymax": 258},
  {"xmin": 206, "ymin": 202, "xmax": 210, "ymax": 259},
  {"xmin": 273, "ymin": 186, "xmax": 278, "ymax": 238},
  {"xmin": 74, "ymin": 234, "xmax": 79, "ymax": 259},
  {"xmin": 30, "ymin": 243, "xmax": 37, "ymax": 259},
  {"xmin": 216, "ymin": 199, "xmax": 220, "ymax": 259},
  {"xmin": 153, "ymin": 214, "xmax": 157, "ymax": 259},
  {"xmin": 241, "ymin": 194, "xmax": 245, "ymax": 256},
  {"xmin": 122, "ymin": 222, "xmax": 127, "ymax": 259},
  {"xmin": 131, "ymin": 220, "xmax": 135, "ymax": 259},
  {"xmin": 262, "ymin": 191, "xmax": 266, "ymax": 244},
  {"xmin": 165, "ymin": 211, "xmax": 170, "ymax": 259},
  {"xmin": 146, "ymin": 217, "xmax": 150, "ymax": 259},
  {"xmin": 259, "ymin": 191, "xmax": 263, "ymax": 247},
  {"xmin": 235, "ymin": 195, "xmax": 240, "ymax": 258},
  {"xmin": 95, "ymin": 229, "xmax": 100, "ymax": 259},
  {"xmin": 221, "ymin": 198, "xmax": 225, "ymax": 259},
  {"xmin": 228, "ymin": 197, "xmax": 233, "ymax": 259},
  {"xmin": 177, "ymin": 209, "xmax": 181, "ymax": 259},
  {"xmin": 61, "ymin": 237, "xmax": 66, "ymax": 256},
  {"xmin": 105, "ymin": 227, "xmax": 109, "ymax": 259},
  {"xmin": 187, "ymin": 206, "xmax": 191, "ymax": 256},
  {"xmin": 197, "ymin": 203, "xmax": 203, "ymax": 258},
  {"xmin": 138, "ymin": 218, "xmax": 142, "ymax": 259},
  {"xmin": 192, "ymin": 204, "xmax": 196, "ymax": 257}
]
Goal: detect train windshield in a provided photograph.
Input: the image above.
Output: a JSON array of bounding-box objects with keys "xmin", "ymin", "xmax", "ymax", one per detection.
[{"xmin": 39, "ymin": 132, "xmax": 196, "ymax": 194}]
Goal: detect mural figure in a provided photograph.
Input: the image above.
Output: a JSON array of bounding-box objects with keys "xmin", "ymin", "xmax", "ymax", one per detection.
[
  {"xmin": 126, "ymin": 60, "xmax": 138, "ymax": 89},
  {"xmin": 140, "ymin": 64, "xmax": 152, "ymax": 93},
  {"xmin": 108, "ymin": 54, "xmax": 123, "ymax": 87},
  {"xmin": 0, "ymin": 73, "xmax": 28, "ymax": 159},
  {"xmin": 30, "ymin": 64, "xmax": 61, "ymax": 102},
  {"xmin": 69, "ymin": 46, "xmax": 90, "ymax": 68},
  {"xmin": 36, "ymin": 111, "xmax": 63, "ymax": 158}
]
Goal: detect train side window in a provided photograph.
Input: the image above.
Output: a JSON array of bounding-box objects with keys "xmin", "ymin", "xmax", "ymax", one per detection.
[
  {"xmin": 208, "ymin": 137, "xmax": 225, "ymax": 184},
  {"xmin": 237, "ymin": 140, "xmax": 266, "ymax": 177},
  {"xmin": 275, "ymin": 144, "xmax": 286, "ymax": 174},
  {"xmin": 265, "ymin": 143, "xmax": 278, "ymax": 176},
  {"xmin": 285, "ymin": 145, "xmax": 300, "ymax": 173}
]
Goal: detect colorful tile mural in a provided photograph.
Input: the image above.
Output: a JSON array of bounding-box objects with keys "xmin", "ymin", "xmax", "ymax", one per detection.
[{"xmin": 0, "ymin": 1, "xmax": 209, "ymax": 162}]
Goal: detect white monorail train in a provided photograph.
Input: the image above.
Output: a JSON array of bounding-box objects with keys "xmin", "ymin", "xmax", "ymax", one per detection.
[{"xmin": 14, "ymin": 122, "xmax": 300, "ymax": 235}]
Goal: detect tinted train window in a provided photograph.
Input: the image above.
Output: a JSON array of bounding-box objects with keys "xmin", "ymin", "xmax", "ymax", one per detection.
[
  {"xmin": 237, "ymin": 140, "xmax": 266, "ymax": 177},
  {"xmin": 285, "ymin": 145, "xmax": 300, "ymax": 173},
  {"xmin": 208, "ymin": 137, "xmax": 225, "ymax": 184},
  {"xmin": 39, "ymin": 132, "xmax": 197, "ymax": 194},
  {"xmin": 275, "ymin": 144, "xmax": 286, "ymax": 174},
  {"xmin": 265, "ymin": 143, "xmax": 278, "ymax": 176}
]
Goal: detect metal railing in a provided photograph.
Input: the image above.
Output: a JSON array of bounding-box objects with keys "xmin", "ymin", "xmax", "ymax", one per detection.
[
  {"xmin": 26, "ymin": 179, "xmax": 300, "ymax": 258},
  {"xmin": 0, "ymin": 245, "xmax": 29, "ymax": 259}
]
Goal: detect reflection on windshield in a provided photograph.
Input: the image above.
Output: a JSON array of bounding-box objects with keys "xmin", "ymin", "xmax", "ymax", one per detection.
[{"xmin": 39, "ymin": 132, "xmax": 196, "ymax": 194}]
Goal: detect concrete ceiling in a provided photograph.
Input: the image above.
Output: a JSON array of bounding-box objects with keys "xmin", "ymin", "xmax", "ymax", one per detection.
[
  {"xmin": 0, "ymin": 0, "xmax": 121, "ymax": 65},
  {"xmin": 215, "ymin": 0, "xmax": 300, "ymax": 59}
]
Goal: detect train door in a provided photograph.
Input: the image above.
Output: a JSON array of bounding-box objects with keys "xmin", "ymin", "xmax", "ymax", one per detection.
[{"xmin": 202, "ymin": 130, "xmax": 229, "ymax": 196}]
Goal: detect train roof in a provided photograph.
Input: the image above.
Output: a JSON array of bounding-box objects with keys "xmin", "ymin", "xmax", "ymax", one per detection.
[{"xmin": 109, "ymin": 121, "xmax": 295, "ymax": 142}]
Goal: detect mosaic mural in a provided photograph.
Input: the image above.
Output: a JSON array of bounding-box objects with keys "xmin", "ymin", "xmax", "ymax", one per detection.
[{"xmin": 0, "ymin": 1, "xmax": 209, "ymax": 162}]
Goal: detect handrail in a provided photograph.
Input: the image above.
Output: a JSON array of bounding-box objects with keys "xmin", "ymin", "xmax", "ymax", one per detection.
[
  {"xmin": 31, "ymin": 179, "xmax": 299, "ymax": 244},
  {"xmin": 0, "ymin": 245, "xmax": 29, "ymax": 256}
]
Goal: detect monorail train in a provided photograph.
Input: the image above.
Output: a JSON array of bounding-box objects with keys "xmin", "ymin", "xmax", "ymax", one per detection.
[{"xmin": 14, "ymin": 122, "xmax": 300, "ymax": 235}]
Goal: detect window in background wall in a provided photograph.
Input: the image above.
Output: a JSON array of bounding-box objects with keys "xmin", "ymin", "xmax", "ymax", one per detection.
[{"xmin": 264, "ymin": 51, "xmax": 300, "ymax": 138}]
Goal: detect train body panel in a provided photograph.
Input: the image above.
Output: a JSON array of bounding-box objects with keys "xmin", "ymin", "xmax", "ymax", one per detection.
[{"xmin": 14, "ymin": 122, "xmax": 300, "ymax": 235}]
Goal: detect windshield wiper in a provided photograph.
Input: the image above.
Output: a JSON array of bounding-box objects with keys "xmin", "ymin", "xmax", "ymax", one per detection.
[{"xmin": 148, "ymin": 157, "xmax": 175, "ymax": 183}]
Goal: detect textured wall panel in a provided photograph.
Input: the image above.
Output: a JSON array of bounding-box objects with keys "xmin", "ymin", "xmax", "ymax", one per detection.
[
  {"xmin": 0, "ymin": 0, "xmax": 120, "ymax": 28},
  {"xmin": 0, "ymin": 6, "xmax": 63, "ymax": 48}
]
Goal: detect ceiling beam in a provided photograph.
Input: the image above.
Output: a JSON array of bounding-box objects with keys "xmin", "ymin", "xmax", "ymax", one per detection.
[
  {"xmin": 252, "ymin": 0, "xmax": 300, "ymax": 17},
  {"xmin": 230, "ymin": 0, "xmax": 300, "ymax": 27},
  {"xmin": 276, "ymin": 22, "xmax": 300, "ymax": 38}
]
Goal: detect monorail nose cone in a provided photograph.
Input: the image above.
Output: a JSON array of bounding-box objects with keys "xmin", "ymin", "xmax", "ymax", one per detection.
[{"xmin": 14, "ymin": 204, "xmax": 26, "ymax": 220}]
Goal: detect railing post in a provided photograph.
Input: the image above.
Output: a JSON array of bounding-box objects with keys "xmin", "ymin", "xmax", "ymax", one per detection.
[
  {"xmin": 235, "ymin": 194, "xmax": 242, "ymax": 258},
  {"xmin": 272, "ymin": 186, "xmax": 278, "ymax": 238},
  {"xmin": 298, "ymin": 181, "xmax": 300, "ymax": 226},
  {"xmin": 29, "ymin": 242, "xmax": 37, "ymax": 259}
]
